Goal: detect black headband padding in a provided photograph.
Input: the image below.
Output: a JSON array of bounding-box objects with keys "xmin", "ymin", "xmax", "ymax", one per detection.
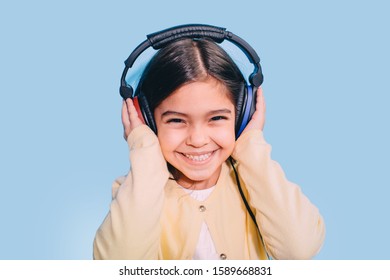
[
  {"xmin": 123, "ymin": 24, "xmax": 263, "ymax": 88},
  {"xmin": 147, "ymin": 24, "xmax": 226, "ymax": 49}
]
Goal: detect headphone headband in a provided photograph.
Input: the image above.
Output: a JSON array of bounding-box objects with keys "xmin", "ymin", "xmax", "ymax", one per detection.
[
  {"xmin": 147, "ymin": 24, "xmax": 227, "ymax": 48},
  {"xmin": 122, "ymin": 24, "xmax": 263, "ymax": 88}
]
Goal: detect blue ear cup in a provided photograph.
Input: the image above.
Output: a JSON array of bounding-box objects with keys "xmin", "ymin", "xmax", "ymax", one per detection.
[{"xmin": 236, "ymin": 85, "xmax": 256, "ymax": 138}]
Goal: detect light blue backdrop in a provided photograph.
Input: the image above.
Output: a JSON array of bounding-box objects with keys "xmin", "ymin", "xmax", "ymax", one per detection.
[{"xmin": 1, "ymin": 0, "xmax": 389, "ymax": 260}]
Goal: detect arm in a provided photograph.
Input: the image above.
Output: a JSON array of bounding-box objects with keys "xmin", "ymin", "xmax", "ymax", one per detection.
[
  {"xmin": 232, "ymin": 88, "xmax": 325, "ymax": 259},
  {"xmin": 93, "ymin": 100, "xmax": 170, "ymax": 259},
  {"xmin": 233, "ymin": 130, "xmax": 325, "ymax": 259}
]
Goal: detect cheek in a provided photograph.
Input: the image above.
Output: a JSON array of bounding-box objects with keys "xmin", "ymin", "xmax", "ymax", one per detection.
[
  {"xmin": 212, "ymin": 126, "xmax": 236, "ymax": 150},
  {"xmin": 157, "ymin": 130, "xmax": 183, "ymax": 153}
]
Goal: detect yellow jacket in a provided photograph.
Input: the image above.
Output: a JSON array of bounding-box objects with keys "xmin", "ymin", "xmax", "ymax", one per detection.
[{"xmin": 93, "ymin": 125, "xmax": 325, "ymax": 259}]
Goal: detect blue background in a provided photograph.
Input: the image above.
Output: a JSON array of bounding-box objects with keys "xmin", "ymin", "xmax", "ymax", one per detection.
[{"xmin": 1, "ymin": 0, "xmax": 389, "ymax": 260}]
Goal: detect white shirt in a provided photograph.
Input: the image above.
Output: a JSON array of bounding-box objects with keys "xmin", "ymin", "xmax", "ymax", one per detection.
[{"xmin": 181, "ymin": 186, "xmax": 219, "ymax": 260}]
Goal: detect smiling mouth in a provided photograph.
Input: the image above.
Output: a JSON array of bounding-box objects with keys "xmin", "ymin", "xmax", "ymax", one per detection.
[{"xmin": 181, "ymin": 152, "xmax": 214, "ymax": 162}]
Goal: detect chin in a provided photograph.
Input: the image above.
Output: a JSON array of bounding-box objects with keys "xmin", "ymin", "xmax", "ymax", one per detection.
[
  {"xmin": 175, "ymin": 166, "xmax": 222, "ymax": 188},
  {"xmin": 185, "ymin": 171, "xmax": 213, "ymax": 182}
]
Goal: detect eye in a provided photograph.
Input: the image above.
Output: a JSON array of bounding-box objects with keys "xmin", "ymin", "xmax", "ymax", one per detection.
[
  {"xmin": 210, "ymin": 116, "xmax": 228, "ymax": 121},
  {"xmin": 166, "ymin": 118, "xmax": 184, "ymax": 124}
]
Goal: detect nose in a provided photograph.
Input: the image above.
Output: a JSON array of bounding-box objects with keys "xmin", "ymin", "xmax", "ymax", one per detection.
[{"xmin": 186, "ymin": 125, "xmax": 209, "ymax": 147}]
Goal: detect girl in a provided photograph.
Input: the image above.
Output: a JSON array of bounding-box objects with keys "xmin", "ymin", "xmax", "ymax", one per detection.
[{"xmin": 93, "ymin": 37, "xmax": 325, "ymax": 260}]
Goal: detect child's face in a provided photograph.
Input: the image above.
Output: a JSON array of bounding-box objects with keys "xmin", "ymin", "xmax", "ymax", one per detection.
[{"xmin": 154, "ymin": 77, "xmax": 236, "ymax": 190}]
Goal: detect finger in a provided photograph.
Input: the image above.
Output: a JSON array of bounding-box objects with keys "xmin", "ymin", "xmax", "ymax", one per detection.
[
  {"xmin": 121, "ymin": 100, "xmax": 130, "ymax": 126},
  {"xmin": 256, "ymin": 87, "xmax": 264, "ymax": 110},
  {"xmin": 122, "ymin": 101, "xmax": 131, "ymax": 140},
  {"xmin": 126, "ymin": 98, "xmax": 143, "ymax": 128},
  {"xmin": 125, "ymin": 98, "xmax": 137, "ymax": 119},
  {"xmin": 258, "ymin": 87, "xmax": 266, "ymax": 130},
  {"xmin": 260, "ymin": 87, "xmax": 266, "ymax": 113}
]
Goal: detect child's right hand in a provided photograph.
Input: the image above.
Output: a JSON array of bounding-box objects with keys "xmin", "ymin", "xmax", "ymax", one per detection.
[{"xmin": 121, "ymin": 98, "xmax": 144, "ymax": 140}]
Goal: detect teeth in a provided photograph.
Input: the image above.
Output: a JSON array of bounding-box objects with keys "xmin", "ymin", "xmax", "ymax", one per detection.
[{"xmin": 184, "ymin": 152, "xmax": 212, "ymax": 162}]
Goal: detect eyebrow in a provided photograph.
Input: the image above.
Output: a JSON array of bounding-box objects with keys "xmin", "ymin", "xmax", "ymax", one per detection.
[
  {"xmin": 161, "ymin": 111, "xmax": 188, "ymax": 118},
  {"xmin": 161, "ymin": 109, "xmax": 232, "ymax": 118}
]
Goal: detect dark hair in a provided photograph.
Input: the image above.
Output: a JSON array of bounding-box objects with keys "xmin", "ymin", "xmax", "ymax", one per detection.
[{"xmin": 135, "ymin": 38, "xmax": 246, "ymax": 118}]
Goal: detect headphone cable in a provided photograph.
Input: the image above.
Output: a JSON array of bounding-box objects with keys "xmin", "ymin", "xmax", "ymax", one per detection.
[{"xmin": 229, "ymin": 157, "xmax": 270, "ymax": 260}]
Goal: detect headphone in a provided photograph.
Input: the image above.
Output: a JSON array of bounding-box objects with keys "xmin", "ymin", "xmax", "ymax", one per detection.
[{"xmin": 119, "ymin": 24, "xmax": 264, "ymax": 138}]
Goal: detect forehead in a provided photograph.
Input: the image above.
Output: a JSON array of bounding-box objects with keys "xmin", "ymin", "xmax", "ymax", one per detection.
[{"xmin": 156, "ymin": 78, "xmax": 234, "ymax": 111}]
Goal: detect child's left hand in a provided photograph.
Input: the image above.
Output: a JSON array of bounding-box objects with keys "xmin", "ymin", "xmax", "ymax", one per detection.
[{"xmin": 242, "ymin": 87, "xmax": 266, "ymax": 134}]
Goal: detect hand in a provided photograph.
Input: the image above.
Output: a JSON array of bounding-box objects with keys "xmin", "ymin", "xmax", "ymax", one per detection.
[
  {"xmin": 121, "ymin": 98, "xmax": 143, "ymax": 140},
  {"xmin": 241, "ymin": 87, "xmax": 266, "ymax": 134}
]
